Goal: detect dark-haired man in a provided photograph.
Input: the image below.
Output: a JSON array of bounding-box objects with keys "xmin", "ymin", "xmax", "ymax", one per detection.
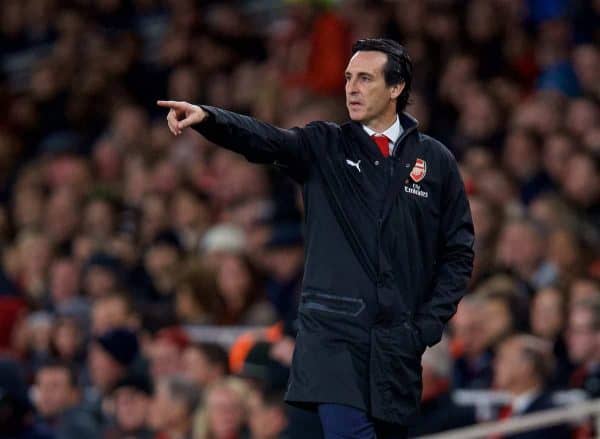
[
  {"xmin": 158, "ymin": 38, "xmax": 474, "ymax": 438},
  {"xmin": 181, "ymin": 342, "xmax": 229, "ymax": 387},
  {"xmin": 33, "ymin": 360, "xmax": 98, "ymax": 438},
  {"xmin": 493, "ymin": 335, "xmax": 571, "ymax": 439}
]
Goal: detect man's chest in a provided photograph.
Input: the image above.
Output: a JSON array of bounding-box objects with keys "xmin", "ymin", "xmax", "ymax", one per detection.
[{"xmin": 325, "ymin": 138, "xmax": 442, "ymax": 218}]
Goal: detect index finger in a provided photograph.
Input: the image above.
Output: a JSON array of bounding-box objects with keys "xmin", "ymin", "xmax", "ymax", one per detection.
[{"xmin": 157, "ymin": 100, "xmax": 186, "ymax": 110}]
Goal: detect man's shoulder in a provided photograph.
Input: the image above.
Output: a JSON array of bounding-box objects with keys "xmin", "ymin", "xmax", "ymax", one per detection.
[{"xmin": 418, "ymin": 133, "xmax": 456, "ymax": 162}]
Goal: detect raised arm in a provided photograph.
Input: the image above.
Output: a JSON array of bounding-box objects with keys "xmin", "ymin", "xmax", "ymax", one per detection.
[{"xmin": 157, "ymin": 100, "xmax": 312, "ymax": 181}]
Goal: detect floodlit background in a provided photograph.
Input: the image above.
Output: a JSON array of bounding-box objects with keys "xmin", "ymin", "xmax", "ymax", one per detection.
[{"xmin": 0, "ymin": 0, "xmax": 599, "ymax": 438}]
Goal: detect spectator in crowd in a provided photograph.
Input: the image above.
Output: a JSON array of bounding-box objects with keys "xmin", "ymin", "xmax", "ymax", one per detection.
[
  {"xmin": 0, "ymin": 358, "xmax": 48, "ymax": 438},
  {"xmin": 82, "ymin": 253, "xmax": 124, "ymax": 300},
  {"xmin": 258, "ymin": 224, "xmax": 305, "ymax": 320},
  {"xmin": 85, "ymin": 328, "xmax": 140, "ymax": 426},
  {"xmin": 181, "ymin": 342, "xmax": 229, "ymax": 389},
  {"xmin": 196, "ymin": 378, "xmax": 249, "ymax": 439},
  {"xmin": 46, "ymin": 257, "xmax": 88, "ymax": 320},
  {"xmin": 493, "ymin": 334, "xmax": 571, "ymax": 438},
  {"xmin": 149, "ymin": 376, "xmax": 201, "ymax": 439},
  {"xmin": 530, "ymin": 287, "xmax": 573, "ymax": 387},
  {"xmin": 32, "ymin": 360, "xmax": 98, "ymax": 438},
  {"xmin": 567, "ymin": 299, "xmax": 600, "ymax": 397},
  {"xmin": 104, "ymin": 373, "xmax": 155, "ymax": 439},
  {"xmin": 245, "ymin": 388, "xmax": 289, "ymax": 439},
  {"xmin": 175, "ymin": 258, "xmax": 220, "ymax": 325},
  {"xmin": 495, "ymin": 218, "xmax": 558, "ymax": 289},
  {"xmin": 49, "ymin": 317, "xmax": 86, "ymax": 372},
  {"xmin": 569, "ymin": 278, "xmax": 600, "ymax": 306},
  {"xmin": 147, "ymin": 326, "xmax": 190, "ymax": 379},
  {"xmin": 451, "ymin": 296, "xmax": 495, "ymax": 389},
  {"xmin": 90, "ymin": 292, "xmax": 139, "ymax": 336},
  {"xmin": 215, "ymin": 253, "xmax": 277, "ymax": 326}
]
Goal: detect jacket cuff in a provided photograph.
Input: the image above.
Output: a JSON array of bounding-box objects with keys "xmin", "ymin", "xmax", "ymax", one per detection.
[{"xmin": 414, "ymin": 315, "xmax": 444, "ymax": 347}]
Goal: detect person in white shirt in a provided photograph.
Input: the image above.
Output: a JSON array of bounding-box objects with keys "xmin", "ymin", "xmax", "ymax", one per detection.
[{"xmin": 492, "ymin": 334, "xmax": 571, "ymax": 438}]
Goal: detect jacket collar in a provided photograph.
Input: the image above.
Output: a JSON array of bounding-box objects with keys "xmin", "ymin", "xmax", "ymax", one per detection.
[{"xmin": 343, "ymin": 112, "xmax": 419, "ymax": 158}]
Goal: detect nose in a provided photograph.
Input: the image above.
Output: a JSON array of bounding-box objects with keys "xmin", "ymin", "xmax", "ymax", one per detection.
[{"xmin": 346, "ymin": 78, "xmax": 358, "ymax": 95}]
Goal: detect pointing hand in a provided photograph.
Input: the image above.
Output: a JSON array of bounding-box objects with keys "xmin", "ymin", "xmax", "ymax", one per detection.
[{"xmin": 156, "ymin": 100, "xmax": 207, "ymax": 136}]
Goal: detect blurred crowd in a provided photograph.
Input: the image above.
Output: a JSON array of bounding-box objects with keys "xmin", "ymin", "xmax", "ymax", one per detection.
[{"xmin": 0, "ymin": 0, "xmax": 599, "ymax": 438}]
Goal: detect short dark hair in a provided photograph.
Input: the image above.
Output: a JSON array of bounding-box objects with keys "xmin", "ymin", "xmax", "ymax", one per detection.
[
  {"xmin": 36, "ymin": 359, "xmax": 79, "ymax": 388},
  {"xmin": 351, "ymin": 38, "xmax": 412, "ymax": 112},
  {"xmin": 194, "ymin": 342, "xmax": 230, "ymax": 374},
  {"xmin": 517, "ymin": 336, "xmax": 555, "ymax": 382}
]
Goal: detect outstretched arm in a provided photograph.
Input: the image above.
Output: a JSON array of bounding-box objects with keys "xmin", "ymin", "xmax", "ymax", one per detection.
[{"xmin": 157, "ymin": 100, "xmax": 312, "ymax": 180}]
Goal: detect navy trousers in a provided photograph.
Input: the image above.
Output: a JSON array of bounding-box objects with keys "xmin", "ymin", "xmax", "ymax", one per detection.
[{"xmin": 318, "ymin": 404, "xmax": 408, "ymax": 439}]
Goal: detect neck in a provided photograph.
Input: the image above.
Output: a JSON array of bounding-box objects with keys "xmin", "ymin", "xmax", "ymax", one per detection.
[
  {"xmin": 364, "ymin": 110, "xmax": 397, "ymax": 133},
  {"xmin": 510, "ymin": 381, "xmax": 541, "ymax": 397}
]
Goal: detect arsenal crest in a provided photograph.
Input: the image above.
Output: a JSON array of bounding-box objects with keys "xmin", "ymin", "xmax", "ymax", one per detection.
[{"xmin": 410, "ymin": 158, "xmax": 426, "ymax": 182}]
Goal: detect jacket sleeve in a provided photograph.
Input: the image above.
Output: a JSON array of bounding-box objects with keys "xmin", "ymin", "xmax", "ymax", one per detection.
[
  {"xmin": 415, "ymin": 153, "xmax": 474, "ymax": 347},
  {"xmin": 193, "ymin": 106, "xmax": 312, "ymax": 181}
]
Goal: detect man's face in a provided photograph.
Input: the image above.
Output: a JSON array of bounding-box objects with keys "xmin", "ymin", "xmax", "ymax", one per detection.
[
  {"xmin": 88, "ymin": 343, "xmax": 124, "ymax": 392},
  {"xmin": 451, "ymin": 302, "xmax": 488, "ymax": 355},
  {"xmin": 115, "ymin": 387, "xmax": 150, "ymax": 432},
  {"xmin": 493, "ymin": 339, "xmax": 527, "ymax": 391},
  {"xmin": 345, "ymin": 51, "xmax": 400, "ymax": 125},
  {"xmin": 247, "ymin": 391, "xmax": 287, "ymax": 439},
  {"xmin": 35, "ymin": 368, "xmax": 76, "ymax": 418},
  {"xmin": 149, "ymin": 339, "xmax": 182, "ymax": 379},
  {"xmin": 50, "ymin": 259, "xmax": 79, "ymax": 302},
  {"xmin": 206, "ymin": 387, "xmax": 245, "ymax": 439},
  {"xmin": 181, "ymin": 347, "xmax": 222, "ymax": 386},
  {"xmin": 567, "ymin": 308, "xmax": 599, "ymax": 364},
  {"xmin": 531, "ymin": 289, "xmax": 564, "ymax": 339}
]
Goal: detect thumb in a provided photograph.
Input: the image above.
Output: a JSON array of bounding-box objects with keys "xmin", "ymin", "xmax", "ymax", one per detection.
[
  {"xmin": 177, "ymin": 113, "xmax": 202, "ymax": 130},
  {"xmin": 178, "ymin": 106, "xmax": 205, "ymax": 129}
]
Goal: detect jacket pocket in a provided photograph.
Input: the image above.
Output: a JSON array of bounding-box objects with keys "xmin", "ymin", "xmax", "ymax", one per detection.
[{"xmin": 300, "ymin": 290, "xmax": 365, "ymax": 317}]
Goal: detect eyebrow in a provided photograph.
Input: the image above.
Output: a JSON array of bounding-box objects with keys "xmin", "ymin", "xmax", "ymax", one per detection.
[{"xmin": 345, "ymin": 71, "xmax": 375, "ymax": 78}]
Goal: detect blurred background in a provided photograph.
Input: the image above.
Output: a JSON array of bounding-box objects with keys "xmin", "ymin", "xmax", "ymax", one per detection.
[{"xmin": 0, "ymin": 0, "xmax": 599, "ymax": 438}]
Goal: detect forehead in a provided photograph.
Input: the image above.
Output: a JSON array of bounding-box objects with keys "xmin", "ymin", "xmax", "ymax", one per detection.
[
  {"xmin": 39, "ymin": 367, "xmax": 69, "ymax": 381},
  {"xmin": 499, "ymin": 339, "xmax": 522, "ymax": 356},
  {"xmin": 346, "ymin": 50, "xmax": 388, "ymax": 74}
]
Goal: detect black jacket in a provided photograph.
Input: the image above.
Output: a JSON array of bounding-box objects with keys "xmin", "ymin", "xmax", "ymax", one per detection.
[
  {"xmin": 194, "ymin": 107, "xmax": 474, "ymax": 425},
  {"xmin": 504, "ymin": 392, "xmax": 571, "ymax": 439},
  {"xmin": 408, "ymin": 392, "xmax": 476, "ymax": 436}
]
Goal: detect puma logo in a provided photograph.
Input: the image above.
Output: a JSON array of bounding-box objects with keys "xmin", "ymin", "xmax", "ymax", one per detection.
[{"xmin": 346, "ymin": 159, "xmax": 361, "ymax": 173}]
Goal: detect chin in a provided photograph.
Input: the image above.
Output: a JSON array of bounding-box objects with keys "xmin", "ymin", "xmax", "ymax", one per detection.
[{"xmin": 347, "ymin": 109, "xmax": 365, "ymax": 122}]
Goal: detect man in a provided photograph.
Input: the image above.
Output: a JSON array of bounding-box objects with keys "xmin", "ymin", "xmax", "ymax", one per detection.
[
  {"xmin": 85, "ymin": 327, "xmax": 140, "ymax": 428},
  {"xmin": 33, "ymin": 360, "xmax": 98, "ymax": 438},
  {"xmin": 567, "ymin": 299, "xmax": 600, "ymax": 397},
  {"xmin": 90, "ymin": 292, "xmax": 138, "ymax": 336},
  {"xmin": 493, "ymin": 334, "xmax": 571, "ymax": 439},
  {"xmin": 158, "ymin": 38, "xmax": 474, "ymax": 438},
  {"xmin": 148, "ymin": 376, "xmax": 200, "ymax": 439},
  {"xmin": 104, "ymin": 373, "xmax": 154, "ymax": 439},
  {"xmin": 181, "ymin": 341, "xmax": 229, "ymax": 388},
  {"xmin": 246, "ymin": 388, "xmax": 290, "ymax": 439}
]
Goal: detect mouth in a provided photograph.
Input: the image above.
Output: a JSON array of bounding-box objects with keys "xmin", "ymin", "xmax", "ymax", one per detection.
[{"xmin": 348, "ymin": 101, "xmax": 362, "ymax": 108}]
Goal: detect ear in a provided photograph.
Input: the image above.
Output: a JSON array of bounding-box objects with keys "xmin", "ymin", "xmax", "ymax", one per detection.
[{"xmin": 390, "ymin": 82, "xmax": 405, "ymax": 100}]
